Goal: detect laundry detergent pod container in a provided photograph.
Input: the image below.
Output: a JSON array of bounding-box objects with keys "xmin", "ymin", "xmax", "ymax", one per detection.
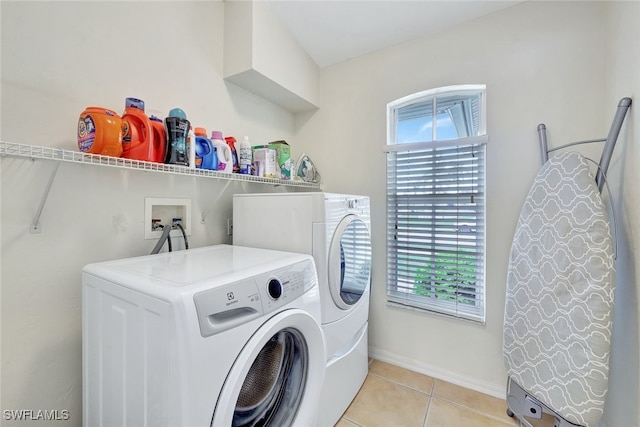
[
  {"xmin": 77, "ymin": 107, "xmax": 123, "ymax": 157},
  {"xmin": 121, "ymin": 97, "xmax": 164, "ymax": 163}
]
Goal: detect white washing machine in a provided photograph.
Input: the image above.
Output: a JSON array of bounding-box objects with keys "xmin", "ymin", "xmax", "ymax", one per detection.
[
  {"xmin": 82, "ymin": 244, "xmax": 325, "ymax": 427},
  {"xmin": 233, "ymin": 192, "xmax": 372, "ymax": 427}
]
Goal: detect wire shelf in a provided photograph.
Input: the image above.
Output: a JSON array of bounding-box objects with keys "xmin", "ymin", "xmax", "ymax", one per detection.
[{"xmin": 0, "ymin": 141, "xmax": 320, "ymax": 188}]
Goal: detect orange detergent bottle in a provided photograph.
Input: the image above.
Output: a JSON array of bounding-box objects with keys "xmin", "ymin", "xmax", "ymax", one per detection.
[
  {"xmin": 149, "ymin": 115, "xmax": 167, "ymax": 163},
  {"xmin": 77, "ymin": 107, "xmax": 123, "ymax": 157},
  {"xmin": 121, "ymin": 98, "xmax": 165, "ymax": 163}
]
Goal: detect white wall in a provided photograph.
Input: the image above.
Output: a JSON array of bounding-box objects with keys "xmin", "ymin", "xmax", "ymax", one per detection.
[
  {"xmin": 0, "ymin": 2, "xmax": 297, "ymax": 425},
  {"xmin": 296, "ymin": 0, "xmax": 619, "ymax": 401},
  {"xmin": 602, "ymin": 2, "xmax": 640, "ymax": 426}
]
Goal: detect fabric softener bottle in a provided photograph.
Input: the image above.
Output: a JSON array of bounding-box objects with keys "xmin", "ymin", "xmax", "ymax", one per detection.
[
  {"xmin": 164, "ymin": 108, "xmax": 190, "ymax": 166},
  {"xmin": 210, "ymin": 131, "xmax": 233, "ymax": 173}
]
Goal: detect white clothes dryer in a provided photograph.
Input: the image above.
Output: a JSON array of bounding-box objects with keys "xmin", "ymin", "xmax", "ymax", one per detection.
[
  {"xmin": 233, "ymin": 192, "xmax": 372, "ymax": 427},
  {"xmin": 82, "ymin": 244, "xmax": 325, "ymax": 427}
]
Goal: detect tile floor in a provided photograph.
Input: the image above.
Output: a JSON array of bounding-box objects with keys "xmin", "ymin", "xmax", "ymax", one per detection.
[{"xmin": 335, "ymin": 359, "xmax": 555, "ymax": 427}]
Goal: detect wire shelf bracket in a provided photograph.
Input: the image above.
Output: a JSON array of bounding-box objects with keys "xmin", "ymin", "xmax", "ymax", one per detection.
[{"xmin": 30, "ymin": 161, "xmax": 60, "ymax": 234}]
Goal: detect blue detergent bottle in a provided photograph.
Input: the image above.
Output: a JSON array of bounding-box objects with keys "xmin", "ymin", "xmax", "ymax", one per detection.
[{"xmin": 194, "ymin": 127, "xmax": 217, "ymax": 170}]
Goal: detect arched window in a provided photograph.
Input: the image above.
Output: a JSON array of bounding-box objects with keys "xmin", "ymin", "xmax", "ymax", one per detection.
[{"xmin": 385, "ymin": 85, "xmax": 487, "ymax": 322}]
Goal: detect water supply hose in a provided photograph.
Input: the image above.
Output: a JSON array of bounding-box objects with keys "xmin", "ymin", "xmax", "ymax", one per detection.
[
  {"xmin": 150, "ymin": 223, "xmax": 173, "ymax": 255},
  {"xmin": 175, "ymin": 222, "xmax": 189, "ymax": 250}
]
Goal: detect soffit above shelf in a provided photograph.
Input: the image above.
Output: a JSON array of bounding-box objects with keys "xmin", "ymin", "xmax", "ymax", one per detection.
[{"xmin": 223, "ymin": 0, "xmax": 319, "ymax": 114}]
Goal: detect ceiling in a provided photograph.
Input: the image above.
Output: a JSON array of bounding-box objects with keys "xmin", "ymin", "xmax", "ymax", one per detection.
[{"xmin": 266, "ymin": 0, "xmax": 523, "ymax": 68}]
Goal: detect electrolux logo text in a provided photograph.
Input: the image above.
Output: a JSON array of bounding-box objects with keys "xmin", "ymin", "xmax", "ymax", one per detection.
[
  {"xmin": 225, "ymin": 291, "xmax": 238, "ymax": 307},
  {"xmin": 3, "ymin": 409, "xmax": 70, "ymax": 421}
]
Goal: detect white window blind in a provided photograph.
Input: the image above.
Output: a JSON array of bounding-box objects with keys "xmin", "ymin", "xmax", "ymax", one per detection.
[{"xmin": 386, "ymin": 85, "xmax": 486, "ymax": 322}]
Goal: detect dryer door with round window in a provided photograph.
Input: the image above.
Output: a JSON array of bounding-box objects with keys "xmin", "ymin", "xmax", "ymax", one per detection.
[
  {"xmin": 328, "ymin": 215, "xmax": 372, "ymax": 310},
  {"xmin": 211, "ymin": 309, "xmax": 325, "ymax": 427}
]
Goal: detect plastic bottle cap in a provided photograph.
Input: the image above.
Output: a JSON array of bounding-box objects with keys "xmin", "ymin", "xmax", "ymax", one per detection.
[
  {"xmin": 168, "ymin": 108, "xmax": 187, "ymax": 119},
  {"xmin": 125, "ymin": 98, "xmax": 145, "ymax": 110},
  {"xmin": 149, "ymin": 115, "xmax": 163, "ymax": 122},
  {"xmin": 194, "ymin": 127, "xmax": 208, "ymax": 136},
  {"xmin": 210, "ymin": 130, "xmax": 223, "ymax": 140}
]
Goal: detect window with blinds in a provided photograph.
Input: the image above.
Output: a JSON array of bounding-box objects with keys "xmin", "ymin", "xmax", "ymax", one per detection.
[{"xmin": 385, "ymin": 85, "xmax": 487, "ymax": 322}]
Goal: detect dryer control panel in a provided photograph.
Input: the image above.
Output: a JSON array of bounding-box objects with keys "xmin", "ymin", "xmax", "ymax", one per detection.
[
  {"xmin": 344, "ymin": 196, "xmax": 370, "ymax": 217},
  {"xmin": 193, "ymin": 259, "xmax": 316, "ymax": 337}
]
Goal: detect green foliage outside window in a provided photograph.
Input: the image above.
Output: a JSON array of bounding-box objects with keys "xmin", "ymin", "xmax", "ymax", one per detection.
[{"xmin": 414, "ymin": 251, "xmax": 477, "ymax": 305}]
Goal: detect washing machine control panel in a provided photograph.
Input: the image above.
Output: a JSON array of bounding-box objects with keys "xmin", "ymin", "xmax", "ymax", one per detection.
[
  {"xmin": 267, "ymin": 279, "xmax": 283, "ymax": 299},
  {"xmin": 193, "ymin": 259, "xmax": 316, "ymax": 337},
  {"xmin": 260, "ymin": 260, "xmax": 315, "ymax": 311}
]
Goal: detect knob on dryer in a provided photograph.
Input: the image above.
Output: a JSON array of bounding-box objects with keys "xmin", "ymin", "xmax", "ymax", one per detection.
[{"xmin": 268, "ymin": 279, "xmax": 283, "ymax": 299}]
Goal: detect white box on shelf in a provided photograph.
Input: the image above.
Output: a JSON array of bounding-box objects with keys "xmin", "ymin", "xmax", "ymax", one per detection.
[{"xmin": 252, "ymin": 148, "xmax": 277, "ymax": 178}]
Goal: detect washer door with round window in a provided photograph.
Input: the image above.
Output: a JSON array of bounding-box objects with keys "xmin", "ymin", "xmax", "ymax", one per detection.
[
  {"xmin": 211, "ymin": 309, "xmax": 325, "ymax": 427},
  {"xmin": 328, "ymin": 215, "xmax": 372, "ymax": 310}
]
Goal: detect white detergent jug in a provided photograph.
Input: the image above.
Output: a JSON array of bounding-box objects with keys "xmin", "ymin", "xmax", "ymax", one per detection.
[{"xmin": 210, "ymin": 131, "xmax": 233, "ymax": 173}]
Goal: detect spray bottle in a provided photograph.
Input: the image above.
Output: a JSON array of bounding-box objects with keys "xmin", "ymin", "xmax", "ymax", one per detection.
[{"xmin": 224, "ymin": 136, "xmax": 240, "ymax": 173}]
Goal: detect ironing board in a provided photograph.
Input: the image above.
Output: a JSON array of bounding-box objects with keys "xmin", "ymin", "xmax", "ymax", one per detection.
[{"xmin": 503, "ymin": 98, "xmax": 631, "ymax": 427}]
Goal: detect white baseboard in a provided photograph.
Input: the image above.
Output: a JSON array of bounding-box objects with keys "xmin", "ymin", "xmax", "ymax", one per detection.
[{"xmin": 368, "ymin": 346, "xmax": 507, "ymax": 400}]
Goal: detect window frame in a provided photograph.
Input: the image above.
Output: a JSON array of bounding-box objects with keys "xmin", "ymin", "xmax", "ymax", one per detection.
[{"xmin": 385, "ymin": 84, "xmax": 487, "ymax": 323}]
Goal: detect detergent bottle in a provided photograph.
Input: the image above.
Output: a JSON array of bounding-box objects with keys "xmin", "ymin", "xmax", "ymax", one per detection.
[
  {"xmin": 238, "ymin": 136, "xmax": 252, "ymax": 175},
  {"xmin": 121, "ymin": 98, "xmax": 164, "ymax": 162},
  {"xmin": 188, "ymin": 127, "xmax": 196, "ymax": 169},
  {"xmin": 224, "ymin": 136, "xmax": 240, "ymax": 173},
  {"xmin": 149, "ymin": 115, "xmax": 167, "ymax": 163},
  {"xmin": 210, "ymin": 131, "xmax": 233, "ymax": 173},
  {"xmin": 77, "ymin": 107, "xmax": 123, "ymax": 157},
  {"xmin": 194, "ymin": 127, "xmax": 217, "ymax": 170},
  {"xmin": 164, "ymin": 108, "xmax": 190, "ymax": 166}
]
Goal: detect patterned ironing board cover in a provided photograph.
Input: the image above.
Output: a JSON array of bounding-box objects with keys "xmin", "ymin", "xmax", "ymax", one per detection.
[{"xmin": 503, "ymin": 152, "xmax": 615, "ymax": 427}]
